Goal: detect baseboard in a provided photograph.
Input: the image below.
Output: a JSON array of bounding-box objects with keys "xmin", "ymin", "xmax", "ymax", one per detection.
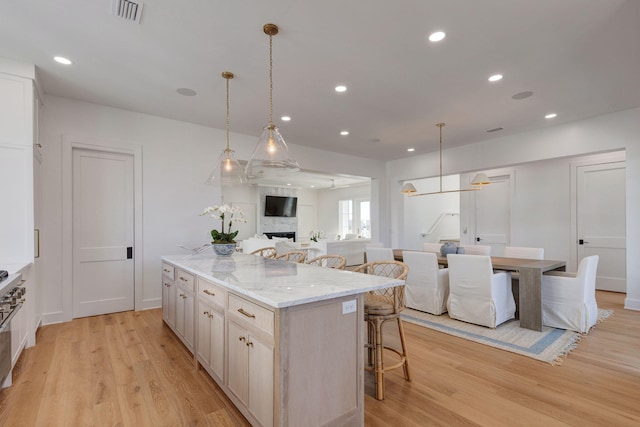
[
  {"xmin": 41, "ymin": 311, "xmax": 67, "ymax": 326},
  {"xmin": 139, "ymin": 298, "xmax": 161, "ymax": 311},
  {"xmin": 624, "ymin": 296, "xmax": 640, "ymax": 311}
]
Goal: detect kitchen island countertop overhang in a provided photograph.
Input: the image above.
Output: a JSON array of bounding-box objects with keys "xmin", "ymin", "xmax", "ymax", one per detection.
[{"xmin": 162, "ymin": 253, "xmax": 404, "ymax": 309}]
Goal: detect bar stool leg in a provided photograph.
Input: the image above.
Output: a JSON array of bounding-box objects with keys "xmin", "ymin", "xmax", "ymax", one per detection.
[
  {"xmin": 374, "ymin": 317, "xmax": 385, "ymax": 400},
  {"xmin": 397, "ymin": 317, "xmax": 411, "ymax": 381}
]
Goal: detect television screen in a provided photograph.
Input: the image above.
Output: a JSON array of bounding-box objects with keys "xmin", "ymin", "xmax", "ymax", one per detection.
[{"xmin": 264, "ymin": 196, "xmax": 297, "ymax": 217}]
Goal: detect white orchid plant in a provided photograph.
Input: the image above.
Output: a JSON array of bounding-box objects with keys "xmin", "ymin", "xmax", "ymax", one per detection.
[
  {"xmin": 200, "ymin": 204, "xmax": 247, "ymax": 244},
  {"xmin": 309, "ymin": 229, "xmax": 324, "ymax": 242}
]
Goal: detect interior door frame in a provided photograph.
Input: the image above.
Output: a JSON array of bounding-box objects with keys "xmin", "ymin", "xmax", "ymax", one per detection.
[
  {"xmin": 60, "ymin": 135, "xmax": 143, "ymax": 324},
  {"xmin": 569, "ymin": 150, "xmax": 626, "ymax": 272}
]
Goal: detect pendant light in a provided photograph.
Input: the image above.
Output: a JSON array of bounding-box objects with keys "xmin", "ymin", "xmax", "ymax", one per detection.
[
  {"xmin": 206, "ymin": 71, "xmax": 246, "ymax": 186},
  {"xmin": 402, "ymin": 123, "xmax": 488, "ymax": 197},
  {"xmin": 245, "ymin": 23, "xmax": 300, "ymax": 179}
]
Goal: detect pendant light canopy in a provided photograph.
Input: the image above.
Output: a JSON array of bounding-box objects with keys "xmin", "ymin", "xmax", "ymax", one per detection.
[
  {"xmin": 206, "ymin": 71, "xmax": 246, "ymax": 186},
  {"xmin": 402, "ymin": 123, "xmax": 490, "ymax": 197},
  {"xmin": 245, "ymin": 23, "xmax": 300, "ymax": 179}
]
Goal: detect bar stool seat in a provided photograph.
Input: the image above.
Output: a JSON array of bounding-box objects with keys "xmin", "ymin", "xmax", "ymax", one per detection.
[{"xmin": 354, "ymin": 260, "xmax": 410, "ymax": 400}]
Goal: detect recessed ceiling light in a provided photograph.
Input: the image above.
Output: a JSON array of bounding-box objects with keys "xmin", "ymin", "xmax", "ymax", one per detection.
[
  {"xmin": 53, "ymin": 56, "xmax": 73, "ymax": 65},
  {"xmin": 545, "ymin": 113, "xmax": 557, "ymax": 119},
  {"xmin": 176, "ymin": 88, "xmax": 197, "ymax": 96},
  {"xmin": 488, "ymin": 74, "xmax": 503, "ymax": 82},
  {"xmin": 335, "ymin": 85, "xmax": 347, "ymax": 93},
  {"xmin": 286, "ymin": 183, "xmax": 291, "ymax": 186},
  {"xmin": 428, "ymin": 31, "xmax": 446, "ymax": 42},
  {"xmin": 407, "ymin": 148, "xmax": 415, "ymax": 152},
  {"xmin": 310, "ymin": 185, "xmax": 315, "ymax": 188},
  {"xmin": 340, "ymin": 131, "xmax": 349, "ymax": 136},
  {"xmin": 281, "ymin": 116, "xmax": 291, "ymax": 121}
]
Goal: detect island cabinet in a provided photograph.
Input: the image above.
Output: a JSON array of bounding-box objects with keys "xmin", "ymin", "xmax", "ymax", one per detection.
[
  {"xmin": 227, "ymin": 295, "xmax": 275, "ymax": 427},
  {"xmin": 161, "ymin": 262, "xmax": 196, "ymax": 354},
  {"xmin": 161, "ymin": 262, "xmax": 176, "ymax": 328},
  {"xmin": 196, "ymin": 278, "xmax": 226, "ymax": 383},
  {"xmin": 161, "ymin": 253, "xmax": 403, "ymax": 427}
]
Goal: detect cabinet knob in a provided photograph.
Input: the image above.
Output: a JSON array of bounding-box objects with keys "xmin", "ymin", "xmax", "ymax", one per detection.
[
  {"xmin": 246, "ymin": 341, "xmax": 253, "ymax": 348},
  {"xmin": 203, "ymin": 311, "xmax": 210, "ymax": 316},
  {"xmin": 239, "ymin": 336, "xmax": 246, "ymax": 342}
]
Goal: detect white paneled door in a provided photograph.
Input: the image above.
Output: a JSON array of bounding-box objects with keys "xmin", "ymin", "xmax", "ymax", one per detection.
[
  {"xmin": 72, "ymin": 149, "xmax": 134, "ymax": 317},
  {"xmin": 474, "ymin": 174, "xmax": 512, "ymax": 256},
  {"xmin": 576, "ymin": 162, "xmax": 626, "ymax": 292}
]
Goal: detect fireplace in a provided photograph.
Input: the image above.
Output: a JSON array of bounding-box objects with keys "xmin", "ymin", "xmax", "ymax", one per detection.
[{"xmin": 264, "ymin": 232, "xmax": 296, "ymax": 242}]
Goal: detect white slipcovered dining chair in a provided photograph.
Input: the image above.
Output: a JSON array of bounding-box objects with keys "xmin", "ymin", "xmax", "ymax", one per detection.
[
  {"xmin": 458, "ymin": 244, "xmax": 491, "ymax": 256},
  {"xmin": 403, "ymin": 251, "xmax": 449, "ymax": 315},
  {"xmin": 422, "ymin": 243, "xmax": 443, "ymax": 254},
  {"xmin": 542, "ymin": 255, "xmax": 599, "ymax": 333},
  {"xmin": 447, "ymin": 254, "xmax": 515, "ymax": 328},
  {"xmin": 365, "ymin": 247, "xmax": 395, "ymax": 263},
  {"xmin": 503, "ymin": 246, "xmax": 544, "ymax": 259}
]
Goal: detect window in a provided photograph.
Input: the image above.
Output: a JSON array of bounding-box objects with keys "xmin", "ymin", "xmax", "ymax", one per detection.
[{"xmin": 338, "ymin": 198, "xmax": 370, "ymax": 238}]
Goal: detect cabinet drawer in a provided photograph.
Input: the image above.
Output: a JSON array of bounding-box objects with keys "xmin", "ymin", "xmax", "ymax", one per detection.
[
  {"xmin": 176, "ymin": 269, "xmax": 195, "ymax": 292},
  {"xmin": 162, "ymin": 263, "xmax": 175, "ymax": 280},
  {"xmin": 198, "ymin": 278, "xmax": 226, "ymax": 309},
  {"xmin": 229, "ymin": 294, "xmax": 274, "ymax": 337}
]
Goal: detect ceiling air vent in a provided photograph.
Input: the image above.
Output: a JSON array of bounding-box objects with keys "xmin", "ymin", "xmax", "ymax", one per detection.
[{"xmin": 112, "ymin": 0, "xmax": 144, "ymax": 23}]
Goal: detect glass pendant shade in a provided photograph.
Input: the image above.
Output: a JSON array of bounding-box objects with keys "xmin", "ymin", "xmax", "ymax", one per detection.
[
  {"xmin": 245, "ymin": 125, "xmax": 300, "ymax": 179},
  {"xmin": 206, "ymin": 148, "xmax": 245, "ymax": 186}
]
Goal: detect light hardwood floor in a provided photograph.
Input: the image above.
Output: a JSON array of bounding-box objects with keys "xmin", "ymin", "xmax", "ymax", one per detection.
[{"xmin": 1, "ymin": 291, "xmax": 639, "ymax": 426}]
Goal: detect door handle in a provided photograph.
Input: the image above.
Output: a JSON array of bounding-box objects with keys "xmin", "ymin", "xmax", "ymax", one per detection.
[
  {"xmin": 578, "ymin": 239, "xmax": 589, "ymax": 245},
  {"xmin": 476, "ymin": 237, "xmax": 482, "ymax": 242},
  {"xmin": 127, "ymin": 246, "xmax": 133, "ymax": 259}
]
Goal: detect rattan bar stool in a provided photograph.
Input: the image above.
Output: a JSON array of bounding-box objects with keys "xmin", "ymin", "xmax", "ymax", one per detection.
[
  {"xmin": 353, "ymin": 260, "xmax": 411, "ymax": 400},
  {"xmin": 250, "ymin": 247, "xmax": 278, "ymax": 258}
]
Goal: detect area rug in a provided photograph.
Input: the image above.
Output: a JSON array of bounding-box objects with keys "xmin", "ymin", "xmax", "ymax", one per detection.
[{"xmin": 401, "ymin": 308, "xmax": 612, "ymax": 365}]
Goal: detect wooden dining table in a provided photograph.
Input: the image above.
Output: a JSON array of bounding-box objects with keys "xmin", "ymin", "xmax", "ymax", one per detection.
[{"xmin": 393, "ymin": 249, "xmax": 567, "ymax": 331}]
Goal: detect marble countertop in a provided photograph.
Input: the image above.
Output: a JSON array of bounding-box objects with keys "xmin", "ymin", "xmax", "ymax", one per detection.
[
  {"xmin": 0, "ymin": 262, "xmax": 31, "ymax": 275},
  {"xmin": 162, "ymin": 253, "xmax": 403, "ymax": 309}
]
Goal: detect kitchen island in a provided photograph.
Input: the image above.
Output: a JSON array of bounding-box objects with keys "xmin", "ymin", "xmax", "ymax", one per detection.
[{"xmin": 161, "ymin": 253, "xmax": 403, "ymax": 427}]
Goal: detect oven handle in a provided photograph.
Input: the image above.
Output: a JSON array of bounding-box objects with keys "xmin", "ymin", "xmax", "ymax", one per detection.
[{"xmin": 0, "ymin": 302, "xmax": 23, "ymax": 333}]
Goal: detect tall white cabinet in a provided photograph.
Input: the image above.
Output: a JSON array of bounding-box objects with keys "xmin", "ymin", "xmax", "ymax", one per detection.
[{"xmin": 0, "ymin": 58, "xmax": 43, "ymax": 355}]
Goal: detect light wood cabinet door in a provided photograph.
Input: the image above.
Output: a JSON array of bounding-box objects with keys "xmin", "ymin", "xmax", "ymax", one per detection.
[
  {"xmin": 227, "ymin": 319, "xmax": 274, "ymax": 427},
  {"xmin": 197, "ymin": 300, "xmax": 225, "ymax": 382},
  {"xmin": 248, "ymin": 334, "xmax": 274, "ymax": 427},
  {"xmin": 175, "ymin": 282, "xmax": 195, "ymax": 353},
  {"xmin": 162, "ymin": 278, "xmax": 176, "ymax": 328},
  {"xmin": 228, "ymin": 321, "xmax": 249, "ymax": 406}
]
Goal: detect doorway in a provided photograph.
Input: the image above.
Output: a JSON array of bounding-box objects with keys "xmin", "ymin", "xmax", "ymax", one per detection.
[
  {"xmin": 473, "ymin": 173, "xmax": 513, "ymax": 255},
  {"xmin": 61, "ymin": 136, "xmax": 143, "ymax": 323},
  {"xmin": 574, "ymin": 157, "xmax": 626, "ymax": 292}
]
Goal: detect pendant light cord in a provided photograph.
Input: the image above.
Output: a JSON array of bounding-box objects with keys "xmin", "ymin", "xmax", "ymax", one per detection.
[
  {"xmin": 226, "ymin": 75, "xmax": 230, "ymax": 152},
  {"xmin": 437, "ymin": 123, "xmax": 444, "ymax": 192},
  {"xmin": 269, "ymin": 33, "xmax": 273, "ymax": 128}
]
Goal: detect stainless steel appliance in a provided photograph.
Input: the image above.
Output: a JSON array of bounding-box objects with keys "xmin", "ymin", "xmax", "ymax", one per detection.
[{"xmin": 0, "ymin": 274, "xmax": 24, "ymax": 387}]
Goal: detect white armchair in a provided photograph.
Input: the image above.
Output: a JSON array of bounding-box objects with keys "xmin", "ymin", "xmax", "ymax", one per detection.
[
  {"xmin": 403, "ymin": 251, "xmax": 449, "ymax": 315},
  {"xmin": 542, "ymin": 255, "xmax": 599, "ymax": 333},
  {"xmin": 365, "ymin": 247, "xmax": 395, "ymax": 263},
  {"xmin": 446, "ymin": 254, "xmax": 515, "ymax": 328}
]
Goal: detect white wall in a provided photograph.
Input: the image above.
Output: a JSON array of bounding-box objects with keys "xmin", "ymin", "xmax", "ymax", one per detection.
[
  {"xmin": 316, "ymin": 183, "xmax": 371, "ymax": 241},
  {"xmin": 403, "ymin": 175, "xmax": 460, "ymax": 249},
  {"xmin": 40, "ymin": 95, "xmax": 385, "ymax": 323},
  {"xmin": 387, "ymin": 107, "xmax": 640, "ymax": 311}
]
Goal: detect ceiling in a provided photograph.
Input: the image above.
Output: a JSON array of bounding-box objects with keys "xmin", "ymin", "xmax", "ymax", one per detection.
[{"xmin": 2, "ymin": 0, "xmax": 639, "ymax": 168}]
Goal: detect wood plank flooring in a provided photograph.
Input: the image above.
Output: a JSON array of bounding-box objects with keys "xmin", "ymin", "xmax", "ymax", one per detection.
[{"xmin": 1, "ymin": 291, "xmax": 639, "ymax": 426}]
